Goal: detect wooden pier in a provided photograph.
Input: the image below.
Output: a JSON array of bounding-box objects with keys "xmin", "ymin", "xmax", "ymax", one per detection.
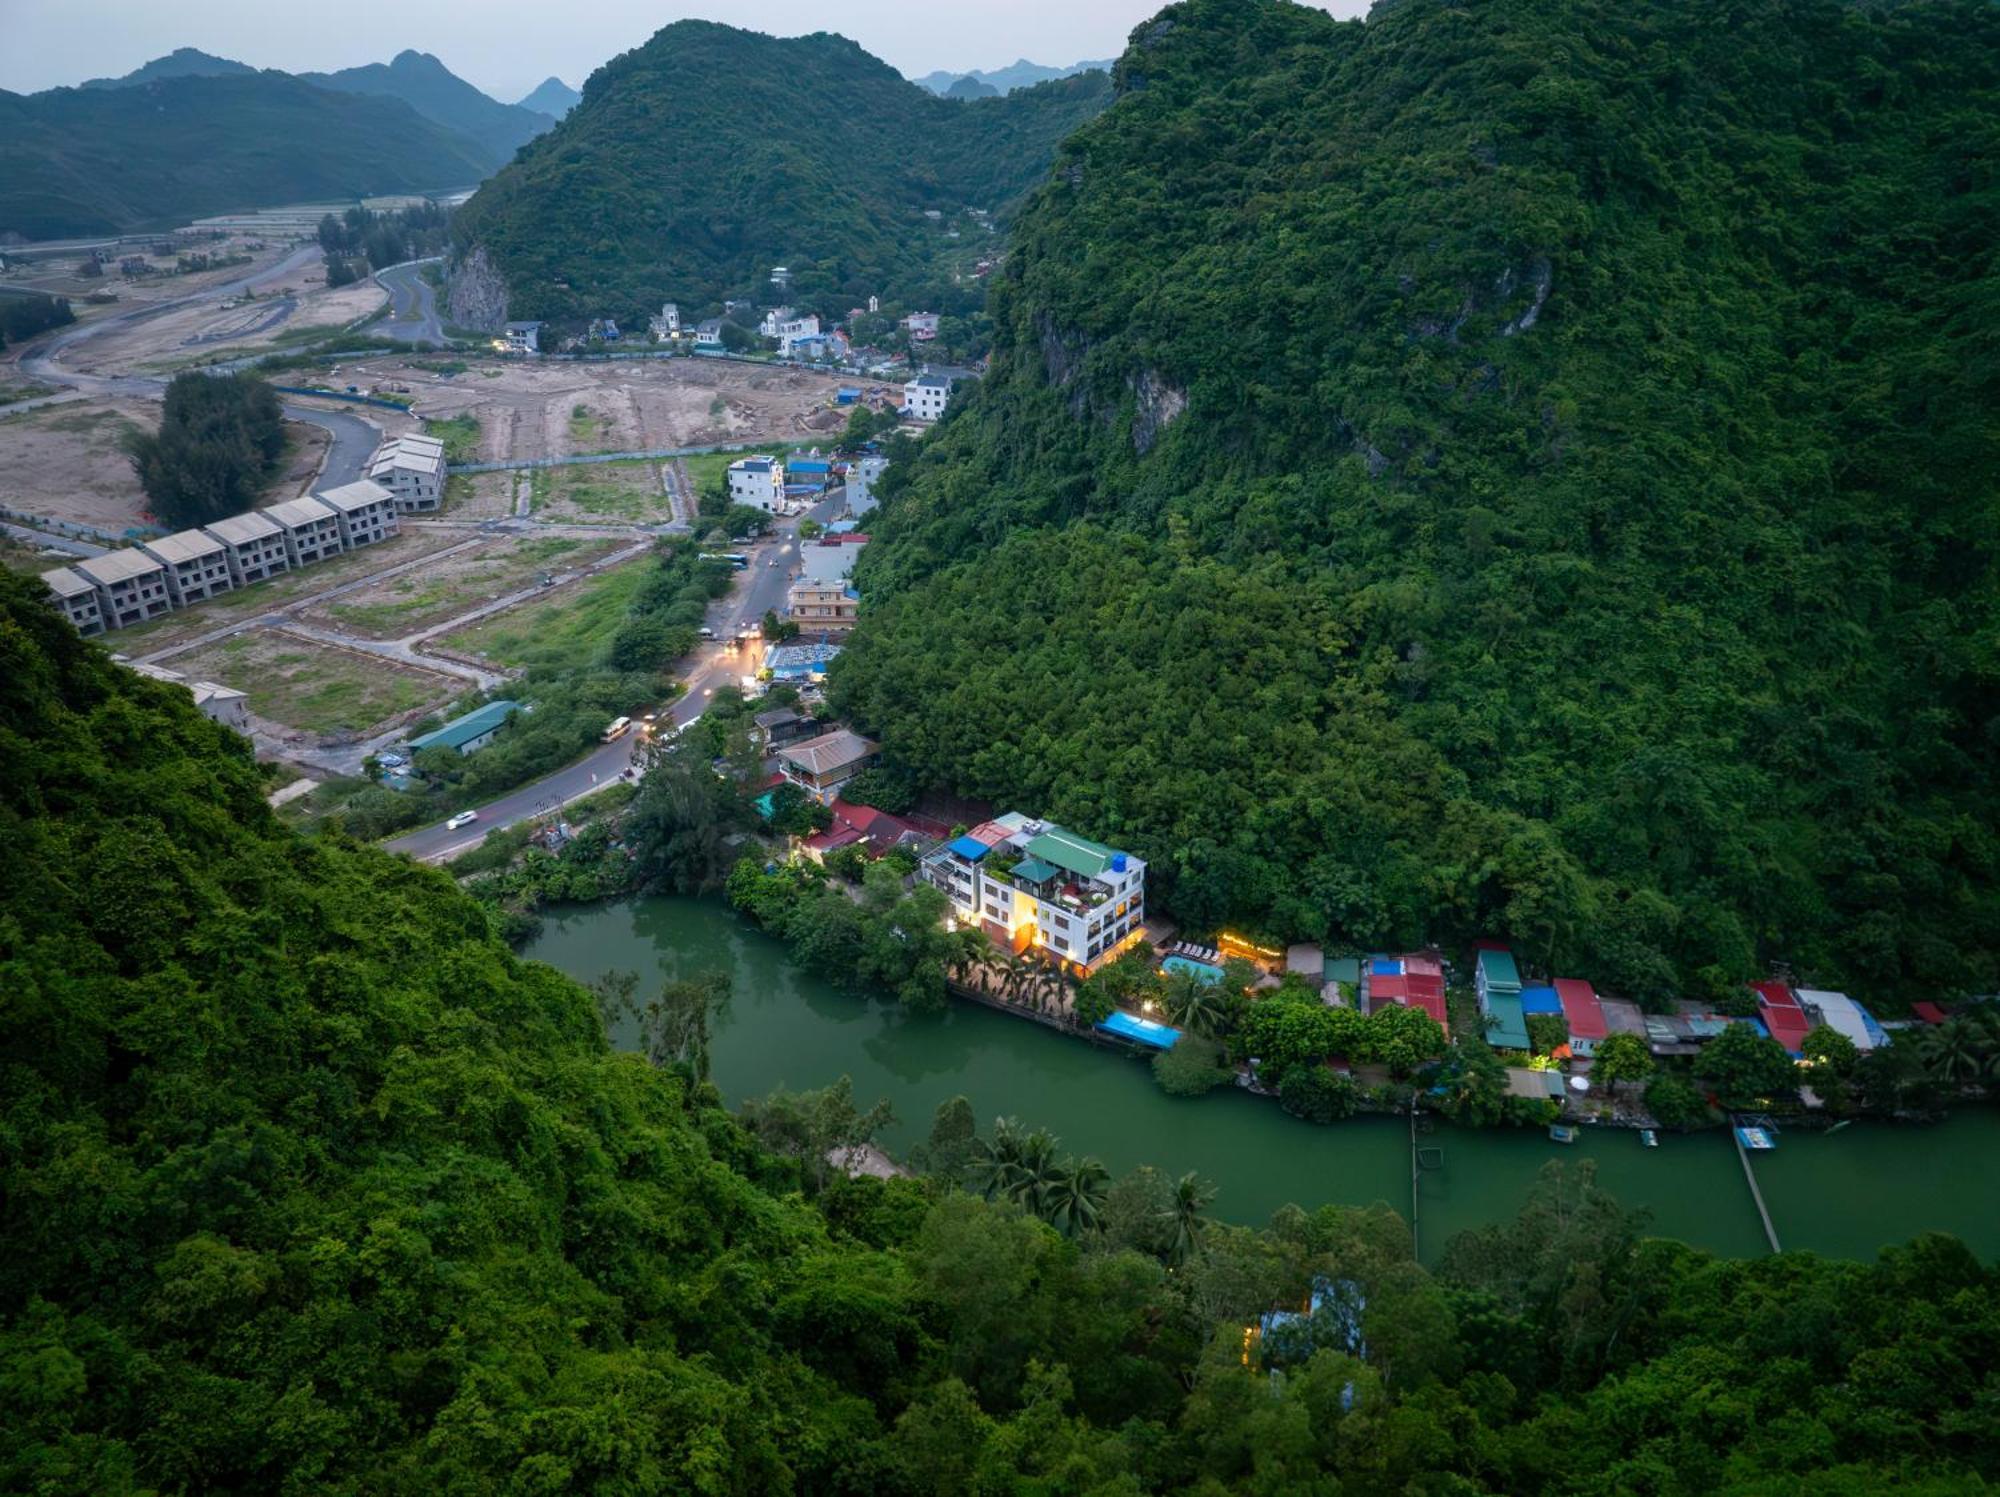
[{"xmin": 1731, "ymin": 1123, "xmax": 1783, "ymax": 1254}]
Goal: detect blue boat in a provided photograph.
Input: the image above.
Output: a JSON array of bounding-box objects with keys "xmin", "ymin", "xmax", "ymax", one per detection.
[
  {"xmin": 1639, "ymin": 1128, "xmax": 1659, "ymax": 1148},
  {"xmin": 1548, "ymin": 1124, "xmax": 1579, "ymax": 1144}
]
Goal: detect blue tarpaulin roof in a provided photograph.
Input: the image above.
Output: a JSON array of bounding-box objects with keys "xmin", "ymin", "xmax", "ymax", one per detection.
[
  {"xmin": 1520, "ymin": 985, "xmax": 1562, "ymax": 1014},
  {"xmin": 947, "ymin": 835, "xmax": 989, "ymax": 860},
  {"xmin": 1370, "ymin": 958, "xmax": 1401, "ymax": 977},
  {"xmin": 1097, "ymin": 1010, "xmax": 1179, "ymax": 1050}
]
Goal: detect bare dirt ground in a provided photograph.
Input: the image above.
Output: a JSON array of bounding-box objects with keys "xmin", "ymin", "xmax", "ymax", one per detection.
[
  {"xmin": 323, "ymin": 355, "xmax": 855, "ymax": 462},
  {"xmin": 442, "ymin": 470, "xmax": 519, "ymax": 518},
  {"xmin": 0, "ymin": 399, "xmax": 332, "ymax": 532},
  {"xmin": 529, "ymin": 462, "xmax": 671, "ymax": 525},
  {"xmin": 171, "ymin": 629, "xmax": 461, "ymax": 741},
  {"xmin": 303, "ymin": 534, "xmax": 622, "ymax": 640}
]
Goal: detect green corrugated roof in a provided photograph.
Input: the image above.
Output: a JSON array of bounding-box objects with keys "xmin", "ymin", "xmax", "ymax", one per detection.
[
  {"xmin": 1025, "ymin": 826, "xmax": 1116, "ymax": 878},
  {"xmin": 1485, "ymin": 991, "xmax": 1531, "ymax": 1050},
  {"xmin": 411, "ymin": 699, "xmax": 519, "ymax": 752},
  {"xmin": 1324, "ymin": 957, "xmax": 1362, "ymax": 987},
  {"xmin": 1009, "ymin": 857, "xmax": 1061, "ymax": 885},
  {"xmin": 1476, "ymin": 948, "xmax": 1521, "ymax": 990}
]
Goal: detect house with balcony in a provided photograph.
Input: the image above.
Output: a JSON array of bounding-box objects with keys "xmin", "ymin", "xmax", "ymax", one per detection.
[
  {"xmin": 264, "ymin": 495, "xmax": 344, "ymax": 567},
  {"xmin": 727, "ymin": 455, "xmax": 786, "ymax": 511},
  {"xmin": 786, "ymin": 578, "xmax": 858, "ymax": 633},
  {"xmin": 202, "ymin": 511, "xmax": 291, "ymax": 585},
  {"xmin": 903, "ymin": 372, "xmax": 952, "ymax": 421},
  {"xmin": 775, "ymin": 727, "xmax": 878, "ymax": 803},
  {"xmin": 39, "ymin": 565, "xmax": 105, "ymax": 635},
  {"xmin": 368, "ymin": 433, "xmax": 445, "ymax": 512},
  {"xmin": 316, "ymin": 480, "xmax": 399, "ymax": 549},
  {"xmin": 921, "ymin": 814, "xmax": 1146, "ymax": 973},
  {"xmin": 139, "ymin": 528, "xmax": 234, "ymax": 607},
  {"xmin": 74, "ymin": 548, "xmax": 174, "ymax": 628}
]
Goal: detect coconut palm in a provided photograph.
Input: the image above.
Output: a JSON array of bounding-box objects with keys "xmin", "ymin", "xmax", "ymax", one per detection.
[
  {"xmin": 969, "ymin": 1117, "xmax": 1028, "ymax": 1201},
  {"xmin": 1159, "ymin": 1171, "xmax": 1215, "ymax": 1267},
  {"xmin": 1162, "ymin": 972, "xmax": 1228, "ymax": 1039},
  {"xmin": 1919, "ymin": 1017, "xmax": 1992, "ymax": 1086},
  {"xmin": 1044, "ymin": 1155, "xmax": 1110, "ymax": 1238}
]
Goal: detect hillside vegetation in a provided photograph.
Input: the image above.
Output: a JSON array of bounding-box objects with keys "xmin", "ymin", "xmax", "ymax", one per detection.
[
  {"xmin": 448, "ymin": 20, "xmax": 1113, "ymax": 325},
  {"xmin": 0, "ymin": 73, "xmax": 495, "ymax": 238},
  {"xmin": 4, "ymin": 566, "xmax": 1998, "ymax": 1491},
  {"xmin": 301, "ymin": 49, "xmax": 555, "ymax": 162},
  {"xmin": 834, "ymin": 0, "xmax": 2000, "ymax": 1008}
]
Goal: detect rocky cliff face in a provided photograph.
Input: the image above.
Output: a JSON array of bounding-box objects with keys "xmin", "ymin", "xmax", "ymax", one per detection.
[{"xmin": 444, "ymin": 246, "xmax": 507, "ymax": 332}]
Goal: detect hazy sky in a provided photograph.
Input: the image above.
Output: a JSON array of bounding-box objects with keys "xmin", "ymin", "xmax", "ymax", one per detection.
[{"xmin": 0, "ymin": 0, "xmax": 1368, "ymax": 101}]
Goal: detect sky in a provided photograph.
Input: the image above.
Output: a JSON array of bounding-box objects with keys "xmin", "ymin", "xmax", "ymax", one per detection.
[{"xmin": 0, "ymin": 0, "xmax": 1369, "ymax": 101}]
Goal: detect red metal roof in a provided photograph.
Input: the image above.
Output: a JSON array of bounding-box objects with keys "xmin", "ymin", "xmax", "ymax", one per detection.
[
  {"xmin": 966, "ymin": 819, "xmax": 1015, "ymax": 847},
  {"xmin": 1403, "ymin": 953, "xmax": 1443, "ymax": 977},
  {"xmin": 1555, "ymin": 978, "xmax": 1607, "ymax": 1040},
  {"xmin": 1753, "ymin": 981, "xmax": 1811, "ymax": 1049},
  {"xmin": 1912, "ymin": 1001, "xmax": 1949, "ymax": 1025},
  {"xmin": 1370, "ymin": 973, "xmax": 1445, "ymax": 1027}
]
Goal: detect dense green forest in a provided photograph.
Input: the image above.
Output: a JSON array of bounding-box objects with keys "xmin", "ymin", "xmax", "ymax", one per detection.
[
  {"xmin": 2, "ymin": 568, "xmax": 1997, "ymax": 1492},
  {"xmin": 123, "ymin": 372, "xmax": 287, "ymax": 529},
  {"xmin": 0, "ymin": 73, "xmax": 497, "ymax": 238},
  {"xmin": 448, "ymin": 20, "xmax": 1113, "ymax": 325},
  {"xmin": 298, "ymin": 49, "xmax": 555, "ymax": 161},
  {"xmin": 834, "ymin": 0, "xmax": 2000, "ymax": 1009}
]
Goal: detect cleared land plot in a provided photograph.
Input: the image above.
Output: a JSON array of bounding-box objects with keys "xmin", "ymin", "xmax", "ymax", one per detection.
[
  {"xmin": 442, "ymin": 469, "xmax": 516, "ymax": 518},
  {"xmin": 0, "ymin": 399, "xmax": 329, "ymax": 533},
  {"xmin": 309, "ymin": 535, "xmax": 620, "ymax": 639},
  {"xmin": 437, "ymin": 555, "xmax": 653, "ymax": 669},
  {"xmin": 113, "ymin": 528, "xmax": 461, "ymax": 652},
  {"xmin": 530, "ymin": 461, "xmax": 668, "ymax": 524},
  {"xmin": 173, "ymin": 630, "xmax": 457, "ymax": 737}
]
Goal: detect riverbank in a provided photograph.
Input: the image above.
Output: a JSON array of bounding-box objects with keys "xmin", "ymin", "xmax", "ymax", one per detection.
[{"xmin": 523, "ymin": 894, "xmax": 2000, "ymax": 1262}]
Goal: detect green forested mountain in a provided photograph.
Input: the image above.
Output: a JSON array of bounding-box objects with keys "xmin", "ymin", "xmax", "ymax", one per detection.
[
  {"xmin": 4, "ymin": 566, "xmax": 1998, "ymax": 1491},
  {"xmin": 301, "ymin": 50, "xmax": 555, "ymax": 162},
  {"xmin": 834, "ymin": 0, "xmax": 2000, "ymax": 1009},
  {"xmin": 0, "ymin": 73, "xmax": 496, "ymax": 238},
  {"xmin": 77, "ymin": 47, "xmax": 257, "ymax": 90},
  {"xmin": 448, "ymin": 20, "xmax": 1114, "ymax": 325}
]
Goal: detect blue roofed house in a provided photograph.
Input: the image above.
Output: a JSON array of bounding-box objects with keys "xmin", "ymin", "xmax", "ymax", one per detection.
[
  {"xmin": 919, "ymin": 812, "xmax": 1146, "ymax": 973},
  {"xmin": 408, "ymin": 700, "xmax": 521, "ymax": 757}
]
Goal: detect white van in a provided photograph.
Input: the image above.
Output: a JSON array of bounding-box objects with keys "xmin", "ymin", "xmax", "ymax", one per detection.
[{"xmin": 602, "ymin": 716, "xmax": 632, "ymax": 742}]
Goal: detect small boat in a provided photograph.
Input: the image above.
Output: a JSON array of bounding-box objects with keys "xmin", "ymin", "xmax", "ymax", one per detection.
[
  {"xmin": 1639, "ymin": 1129, "xmax": 1659, "ymax": 1148},
  {"xmin": 1548, "ymin": 1124, "xmax": 1579, "ymax": 1144},
  {"xmin": 1735, "ymin": 1125, "xmax": 1776, "ymax": 1151}
]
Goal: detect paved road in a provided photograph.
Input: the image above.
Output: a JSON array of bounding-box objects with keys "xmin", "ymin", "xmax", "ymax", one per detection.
[
  {"xmin": 17, "ymin": 243, "xmax": 383, "ymax": 489},
  {"xmin": 385, "ymin": 497, "xmax": 840, "ymax": 862},
  {"xmin": 2, "ymin": 520, "xmax": 105, "ymax": 559},
  {"xmin": 369, "ymin": 258, "xmax": 445, "ymax": 346}
]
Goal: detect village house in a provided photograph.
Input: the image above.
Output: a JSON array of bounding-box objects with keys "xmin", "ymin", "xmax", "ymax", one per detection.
[
  {"xmin": 785, "ymin": 578, "xmax": 858, "ymax": 633},
  {"xmin": 753, "ymin": 705, "xmax": 816, "ymax": 748},
  {"xmin": 800, "ymin": 798, "xmax": 919, "ymax": 864},
  {"xmin": 903, "ymin": 372, "xmax": 953, "ymax": 421},
  {"xmin": 502, "ymin": 320, "xmax": 543, "ymax": 354},
  {"xmin": 38, "ymin": 565, "xmax": 105, "ymax": 635},
  {"xmin": 407, "ymin": 700, "xmax": 521, "ymax": 757},
  {"xmin": 775, "ymin": 727, "xmax": 879, "ymax": 804},
  {"xmin": 315, "ymin": 480, "xmax": 399, "ymax": 550},
  {"xmin": 139, "ymin": 528, "xmax": 234, "ymax": 608},
  {"xmin": 727, "ymin": 455, "xmax": 786, "ymax": 511},
  {"xmin": 263, "ymin": 495, "xmax": 345, "ymax": 567},
  {"xmin": 367, "ymin": 433, "xmax": 446, "ymax": 512},
  {"xmin": 649, "ymin": 301, "xmax": 681, "ymax": 339},
  {"xmin": 202, "ymin": 510, "xmax": 291, "ymax": 585},
  {"xmin": 921, "ymin": 814, "xmax": 1146, "ymax": 974},
  {"xmin": 694, "ymin": 318, "xmax": 725, "ymax": 350},
  {"xmin": 124, "ymin": 659, "xmax": 250, "ymax": 732},
  {"xmin": 799, "ymin": 534, "xmax": 868, "ymax": 585},
  {"xmin": 74, "ymin": 548, "xmax": 174, "ymax": 628},
  {"xmin": 901, "ymin": 311, "xmax": 940, "ymax": 342},
  {"xmin": 846, "ymin": 454, "xmax": 888, "ymax": 515}
]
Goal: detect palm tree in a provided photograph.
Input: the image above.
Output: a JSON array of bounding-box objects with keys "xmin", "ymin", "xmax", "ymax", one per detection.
[
  {"xmin": 1919, "ymin": 1018, "xmax": 1990, "ymax": 1087},
  {"xmin": 1010, "ymin": 1126, "xmax": 1064, "ymax": 1217},
  {"xmin": 1044, "ymin": 1155, "xmax": 1109, "ymax": 1238},
  {"xmin": 1160, "ymin": 1171, "xmax": 1215, "ymax": 1267},
  {"xmin": 1162, "ymin": 972, "xmax": 1226, "ymax": 1039},
  {"xmin": 969, "ymin": 1117, "xmax": 1028, "ymax": 1201}
]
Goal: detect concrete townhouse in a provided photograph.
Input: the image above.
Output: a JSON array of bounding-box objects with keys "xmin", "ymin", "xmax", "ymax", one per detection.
[
  {"xmin": 775, "ymin": 727, "xmax": 879, "ymax": 804},
  {"xmin": 139, "ymin": 528, "xmax": 234, "ymax": 607},
  {"xmin": 903, "ymin": 372, "xmax": 952, "ymax": 421},
  {"xmin": 314, "ymin": 480, "xmax": 399, "ymax": 550},
  {"xmin": 846, "ymin": 454, "xmax": 888, "ymax": 515},
  {"xmin": 502, "ymin": 320, "xmax": 543, "ymax": 354},
  {"xmin": 74, "ymin": 547, "xmax": 174, "ymax": 628},
  {"xmin": 785, "ymin": 578, "xmax": 859, "ymax": 634},
  {"xmin": 727, "ymin": 455, "xmax": 786, "ymax": 512},
  {"xmin": 202, "ymin": 510, "xmax": 291, "ymax": 585},
  {"xmin": 799, "ymin": 535, "xmax": 868, "ymax": 585},
  {"xmin": 921, "ymin": 814, "xmax": 1147, "ymax": 974},
  {"xmin": 264, "ymin": 495, "xmax": 345, "ymax": 567},
  {"xmin": 367, "ymin": 433, "xmax": 446, "ymax": 513},
  {"xmin": 39, "ymin": 565, "xmax": 105, "ymax": 635}
]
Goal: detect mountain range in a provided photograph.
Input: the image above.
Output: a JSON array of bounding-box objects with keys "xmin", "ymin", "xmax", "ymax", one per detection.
[
  {"xmin": 516, "ymin": 76, "xmax": 582, "ymax": 117},
  {"xmin": 910, "ymin": 57, "xmax": 1113, "ymax": 95},
  {"xmin": 4, "ymin": 49, "xmax": 554, "ymax": 239},
  {"xmin": 448, "ymin": 21, "xmax": 1113, "ymax": 327}
]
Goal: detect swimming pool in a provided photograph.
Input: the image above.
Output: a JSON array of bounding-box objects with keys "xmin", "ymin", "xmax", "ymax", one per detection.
[
  {"xmin": 1163, "ymin": 955, "xmax": 1224, "ymax": 985},
  {"xmin": 1096, "ymin": 1010, "xmax": 1181, "ymax": 1049}
]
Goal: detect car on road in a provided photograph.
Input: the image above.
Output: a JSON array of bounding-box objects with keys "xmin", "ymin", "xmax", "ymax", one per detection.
[
  {"xmin": 698, "ymin": 626, "xmax": 716, "ymax": 639},
  {"xmin": 445, "ymin": 810, "xmax": 479, "ymax": 831}
]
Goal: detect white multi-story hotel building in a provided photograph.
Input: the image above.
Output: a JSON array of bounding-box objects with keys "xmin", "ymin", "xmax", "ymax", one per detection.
[{"xmin": 921, "ymin": 813, "xmax": 1146, "ymax": 973}]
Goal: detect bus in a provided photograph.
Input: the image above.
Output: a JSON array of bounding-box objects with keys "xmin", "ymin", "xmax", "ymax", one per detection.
[
  {"xmin": 602, "ymin": 716, "xmax": 632, "ymax": 742},
  {"xmin": 698, "ymin": 552, "xmax": 751, "ymax": 570}
]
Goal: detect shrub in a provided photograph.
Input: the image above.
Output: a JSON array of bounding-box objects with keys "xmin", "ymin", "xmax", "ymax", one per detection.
[
  {"xmin": 1279, "ymin": 1065, "xmax": 1358, "ymax": 1124},
  {"xmin": 1645, "ymin": 1073, "xmax": 1720, "ymax": 1130},
  {"xmin": 1153, "ymin": 1036, "xmax": 1232, "ymax": 1098}
]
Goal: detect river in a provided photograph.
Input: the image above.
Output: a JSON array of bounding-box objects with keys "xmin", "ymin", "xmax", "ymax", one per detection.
[{"xmin": 526, "ymin": 896, "xmax": 2000, "ymax": 1263}]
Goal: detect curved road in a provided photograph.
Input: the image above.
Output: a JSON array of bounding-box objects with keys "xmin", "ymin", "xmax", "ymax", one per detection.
[
  {"xmin": 19, "ymin": 243, "xmax": 383, "ymax": 489},
  {"xmin": 369, "ymin": 258, "xmax": 445, "ymax": 346},
  {"xmin": 385, "ymin": 496, "xmax": 843, "ymax": 863}
]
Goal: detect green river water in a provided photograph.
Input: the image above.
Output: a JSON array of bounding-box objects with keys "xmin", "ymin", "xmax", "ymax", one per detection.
[{"xmin": 527, "ymin": 896, "xmax": 2000, "ymax": 1263}]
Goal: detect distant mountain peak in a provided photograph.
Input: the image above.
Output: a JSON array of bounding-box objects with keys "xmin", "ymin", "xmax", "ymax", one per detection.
[
  {"xmin": 911, "ymin": 57, "xmax": 1114, "ymax": 96},
  {"xmin": 77, "ymin": 47, "xmax": 257, "ymax": 91},
  {"xmin": 516, "ymin": 76, "xmax": 582, "ymax": 118}
]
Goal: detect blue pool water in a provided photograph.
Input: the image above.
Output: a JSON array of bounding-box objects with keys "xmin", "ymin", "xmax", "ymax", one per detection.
[
  {"xmin": 1163, "ymin": 956, "xmax": 1224, "ymax": 985},
  {"xmin": 1097, "ymin": 1011, "xmax": 1181, "ymax": 1049}
]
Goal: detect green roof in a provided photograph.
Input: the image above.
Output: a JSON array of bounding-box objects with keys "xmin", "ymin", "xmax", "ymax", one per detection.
[
  {"xmin": 1324, "ymin": 957, "xmax": 1362, "ymax": 987},
  {"xmin": 1476, "ymin": 948, "xmax": 1521, "ymax": 991},
  {"xmin": 1485, "ymin": 991, "xmax": 1530, "ymax": 1050},
  {"xmin": 411, "ymin": 699, "xmax": 520, "ymax": 752},
  {"xmin": 1009, "ymin": 857, "xmax": 1061, "ymax": 885},
  {"xmin": 1025, "ymin": 826, "xmax": 1116, "ymax": 879}
]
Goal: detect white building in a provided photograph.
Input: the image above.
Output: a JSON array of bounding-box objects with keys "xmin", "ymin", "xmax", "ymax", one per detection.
[
  {"xmin": 650, "ymin": 301, "xmax": 681, "ymax": 339},
  {"xmin": 125, "ymin": 659, "xmax": 250, "ymax": 732},
  {"xmin": 39, "ymin": 565, "xmax": 105, "ymax": 635},
  {"xmin": 904, "ymin": 373, "xmax": 952, "ymax": 422},
  {"xmin": 921, "ymin": 814, "xmax": 1146, "ymax": 974},
  {"xmin": 694, "ymin": 318, "xmax": 725, "ymax": 350},
  {"xmin": 264, "ymin": 495, "xmax": 345, "ymax": 567},
  {"xmin": 139, "ymin": 529, "xmax": 235, "ymax": 607},
  {"xmin": 202, "ymin": 511, "xmax": 291, "ymax": 585},
  {"xmin": 367, "ymin": 433, "xmax": 446, "ymax": 512},
  {"xmin": 315, "ymin": 480, "xmax": 399, "ymax": 549},
  {"xmin": 760, "ymin": 308, "xmax": 821, "ymax": 354},
  {"xmin": 74, "ymin": 548, "xmax": 174, "ymax": 628},
  {"xmin": 901, "ymin": 311, "xmax": 939, "ymax": 342},
  {"xmin": 502, "ymin": 320, "xmax": 543, "ymax": 354},
  {"xmin": 727, "ymin": 455, "xmax": 786, "ymax": 511},
  {"xmin": 846, "ymin": 454, "xmax": 888, "ymax": 515},
  {"xmin": 799, "ymin": 536, "xmax": 867, "ymax": 585}
]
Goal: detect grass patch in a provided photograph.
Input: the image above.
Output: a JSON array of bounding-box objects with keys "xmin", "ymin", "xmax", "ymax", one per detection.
[
  {"xmin": 568, "ymin": 404, "xmax": 615, "ymax": 452},
  {"xmin": 0, "ymin": 381, "xmax": 58, "ymax": 406},
  {"xmin": 438, "ymin": 557, "xmax": 652, "ymax": 669},
  {"xmin": 315, "ymin": 536, "xmax": 600, "ymax": 638},
  {"xmin": 174, "ymin": 632, "xmax": 453, "ymax": 735},
  {"xmin": 428, "ymin": 413, "xmax": 482, "ymax": 464},
  {"xmin": 531, "ymin": 461, "xmax": 666, "ymax": 522}
]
